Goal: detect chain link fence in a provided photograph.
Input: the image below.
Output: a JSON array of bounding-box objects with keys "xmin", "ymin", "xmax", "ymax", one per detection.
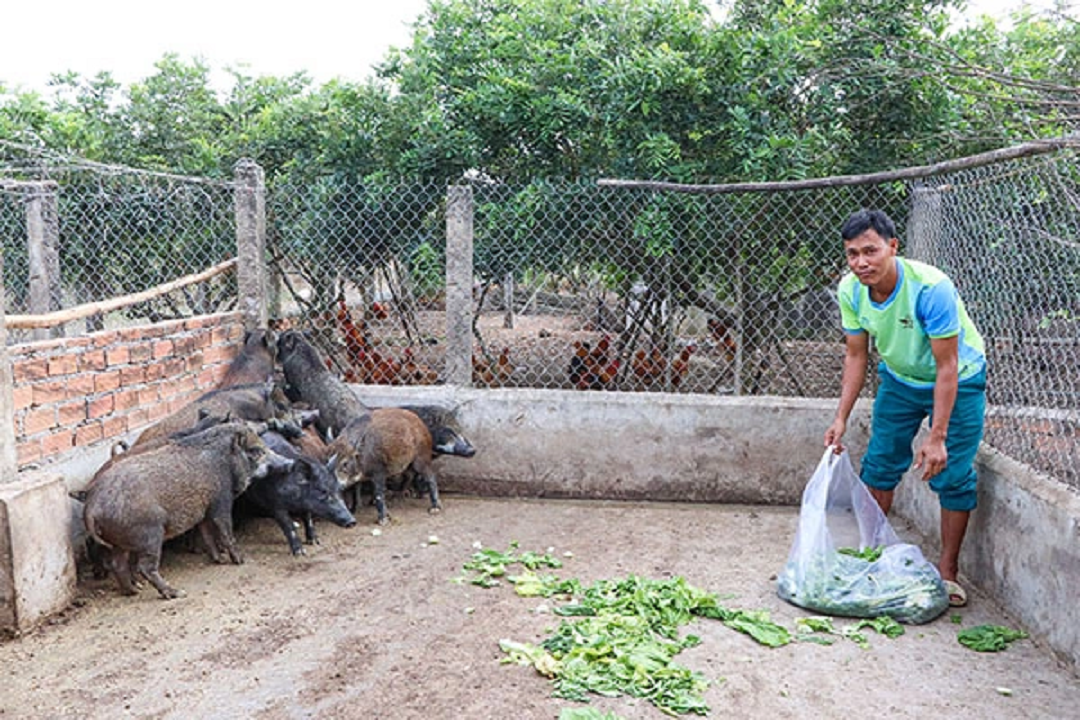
[
  {"xmin": 0, "ymin": 142, "xmax": 237, "ymax": 342},
  {"xmin": 1, "ymin": 141, "xmax": 1076, "ymax": 492}
]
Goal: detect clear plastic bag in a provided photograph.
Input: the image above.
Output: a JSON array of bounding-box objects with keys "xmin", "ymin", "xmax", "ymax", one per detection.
[{"xmin": 776, "ymin": 448, "xmax": 949, "ymax": 624}]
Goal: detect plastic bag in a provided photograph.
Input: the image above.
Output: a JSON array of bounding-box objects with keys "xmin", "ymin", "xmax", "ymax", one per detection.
[{"xmin": 776, "ymin": 448, "xmax": 949, "ymax": 624}]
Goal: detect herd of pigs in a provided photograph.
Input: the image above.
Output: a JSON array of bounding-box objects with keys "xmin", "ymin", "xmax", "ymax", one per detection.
[{"xmin": 69, "ymin": 329, "xmax": 477, "ymax": 600}]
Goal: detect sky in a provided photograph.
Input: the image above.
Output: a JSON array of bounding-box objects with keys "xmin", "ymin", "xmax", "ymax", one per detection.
[{"xmin": 0, "ymin": 0, "xmax": 1067, "ymax": 97}]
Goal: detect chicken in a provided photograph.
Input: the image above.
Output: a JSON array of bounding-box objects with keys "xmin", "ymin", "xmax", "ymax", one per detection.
[
  {"xmin": 493, "ymin": 347, "xmax": 513, "ymax": 385},
  {"xmin": 336, "ymin": 299, "xmax": 369, "ymax": 369},
  {"xmin": 473, "ymin": 351, "xmax": 496, "ymax": 387},
  {"xmin": 568, "ymin": 341, "xmax": 591, "ymax": 388},
  {"xmin": 632, "ymin": 346, "xmax": 667, "ymax": 386},
  {"xmin": 401, "ymin": 347, "xmax": 439, "ymax": 385},
  {"xmin": 366, "ymin": 347, "xmax": 401, "ymax": 385},
  {"xmin": 370, "ymin": 301, "xmax": 390, "ymax": 320},
  {"xmin": 708, "ymin": 317, "xmax": 737, "ymax": 363},
  {"xmin": 670, "ymin": 343, "xmax": 697, "ymax": 388}
]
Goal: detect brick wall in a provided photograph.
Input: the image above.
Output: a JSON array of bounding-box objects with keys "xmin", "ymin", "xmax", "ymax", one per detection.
[{"xmin": 9, "ymin": 312, "xmax": 245, "ymax": 469}]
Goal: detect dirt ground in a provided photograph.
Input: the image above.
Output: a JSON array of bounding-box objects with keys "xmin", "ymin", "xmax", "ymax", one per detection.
[{"xmin": 0, "ymin": 495, "xmax": 1077, "ymax": 720}]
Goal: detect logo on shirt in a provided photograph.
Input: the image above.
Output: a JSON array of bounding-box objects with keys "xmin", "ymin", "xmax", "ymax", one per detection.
[{"xmin": 899, "ymin": 316, "xmax": 913, "ymax": 329}]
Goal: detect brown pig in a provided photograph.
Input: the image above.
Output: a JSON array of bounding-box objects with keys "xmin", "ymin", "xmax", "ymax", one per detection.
[
  {"xmin": 215, "ymin": 329, "xmax": 277, "ymax": 389},
  {"xmin": 82, "ymin": 421, "xmax": 293, "ymax": 599},
  {"xmin": 329, "ymin": 408, "xmax": 439, "ymax": 525}
]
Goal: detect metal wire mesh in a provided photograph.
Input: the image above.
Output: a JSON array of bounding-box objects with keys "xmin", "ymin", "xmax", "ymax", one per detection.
[
  {"xmin": 915, "ymin": 152, "xmax": 1080, "ymax": 490},
  {"xmin": 0, "ymin": 143, "xmax": 237, "ymax": 342},
  {"xmin": 266, "ymin": 177, "xmax": 449, "ymax": 386}
]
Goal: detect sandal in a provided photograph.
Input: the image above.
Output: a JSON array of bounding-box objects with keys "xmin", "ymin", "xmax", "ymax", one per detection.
[{"xmin": 944, "ymin": 580, "xmax": 968, "ymax": 608}]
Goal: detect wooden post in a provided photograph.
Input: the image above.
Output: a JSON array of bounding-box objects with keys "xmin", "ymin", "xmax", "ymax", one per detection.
[
  {"xmin": 445, "ymin": 186, "xmax": 475, "ymax": 387},
  {"xmin": 234, "ymin": 159, "xmax": 268, "ymax": 330},
  {"xmin": 25, "ymin": 181, "xmax": 61, "ymax": 341}
]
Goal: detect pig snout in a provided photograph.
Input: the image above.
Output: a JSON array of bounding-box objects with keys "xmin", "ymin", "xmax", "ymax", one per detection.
[{"xmin": 435, "ymin": 433, "xmax": 476, "ymax": 458}]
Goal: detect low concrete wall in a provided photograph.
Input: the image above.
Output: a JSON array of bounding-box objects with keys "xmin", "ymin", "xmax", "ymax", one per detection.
[
  {"xmin": 362, "ymin": 386, "xmax": 871, "ymax": 503},
  {"xmin": 895, "ymin": 441, "xmax": 1080, "ymax": 668},
  {"xmin": 0, "ymin": 472, "xmax": 75, "ymax": 637}
]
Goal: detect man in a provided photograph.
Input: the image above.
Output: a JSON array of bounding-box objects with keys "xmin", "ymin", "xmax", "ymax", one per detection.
[{"xmin": 823, "ymin": 208, "xmax": 987, "ymax": 607}]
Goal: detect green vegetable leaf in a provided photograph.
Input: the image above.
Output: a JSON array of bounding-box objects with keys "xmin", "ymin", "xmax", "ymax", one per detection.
[
  {"xmin": 837, "ymin": 546, "xmax": 885, "ymax": 562},
  {"xmin": 957, "ymin": 625, "xmax": 1029, "ymax": 652}
]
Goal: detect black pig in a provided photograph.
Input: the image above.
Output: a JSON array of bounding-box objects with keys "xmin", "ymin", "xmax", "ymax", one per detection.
[
  {"xmin": 277, "ymin": 329, "xmax": 371, "ymax": 437},
  {"xmin": 215, "ymin": 329, "xmax": 277, "ymax": 389},
  {"xmin": 132, "ymin": 381, "xmax": 289, "ymax": 449},
  {"xmin": 82, "ymin": 421, "xmax": 293, "ymax": 599},
  {"xmin": 238, "ymin": 431, "xmax": 356, "ymax": 555}
]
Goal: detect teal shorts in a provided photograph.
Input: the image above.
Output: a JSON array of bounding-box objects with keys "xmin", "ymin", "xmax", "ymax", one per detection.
[{"xmin": 860, "ymin": 364, "xmax": 986, "ymax": 512}]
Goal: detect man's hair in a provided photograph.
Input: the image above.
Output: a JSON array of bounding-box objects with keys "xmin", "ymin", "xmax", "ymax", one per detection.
[{"xmin": 840, "ymin": 209, "xmax": 896, "ymax": 242}]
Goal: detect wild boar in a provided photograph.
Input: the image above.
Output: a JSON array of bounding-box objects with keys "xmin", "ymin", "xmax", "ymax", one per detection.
[
  {"xmin": 238, "ymin": 430, "xmax": 356, "ymax": 555},
  {"xmin": 131, "ymin": 381, "xmax": 286, "ymax": 449},
  {"xmin": 215, "ymin": 329, "xmax": 277, "ymax": 389},
  {"xmin": 82, "ymin": 422, "xmax": 293, "ymax": 599},
  {"xmin": 329, "ymin": 408, "xmax": 439, "ymax": 525},
  {"xmin": 277, "ymin": 329, "xmax": 371, "ymax": 438},
  {"xmin": 395, "ymin": 404, "xmax": 476, "ymax": 458}
]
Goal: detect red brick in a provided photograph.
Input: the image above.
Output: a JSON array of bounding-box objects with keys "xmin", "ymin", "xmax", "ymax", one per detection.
[
  {"xmin": 153, "ymin": 339, "xmax": 175, "ymax": 359},
  {"xmin": 17, "ymin": 439, "xmax": 42, "ymax": 466},
  {"xmin": 95, "ymin": 371, "xmax": 122, "ymax": 393},
  {"xmin": 47, "ymin": 355, "xmax": 79, "ymax": 376},
  {"xmin": 128, "ymin": 344, "xmax": 153, "ymax": 363},
  {"xmin": 88, "ymin": 395, "xmax": 115, "ymax": 419},
  {"xmin": 66, "ymin": 373, "xmax": 96, "ymax": 398},
  {"xmin": 41, "ymin": 431, "xmax": 74, "ymax": 457},
  {"xmin": 147, "ymin": 403, "xmax": 172, "ymax": 421},
  {"xmin": 185, "ymin": 353, "xmax": 205, "ymax": 372},
  {"xmin": 118, "ymin": 327, "xmax": 147, "ymax": 342},
  {"xmin": 210, "ymin": 327, "xmax": 231, "ymax": 344},
  {"xmin": 193, "ymin": 330, "xmax": 214, "ymax": 349},
  {"xmin": 113, "ymin": 389, "xmax": 139, "ymax": 411},
  {"xmin": 105, "ymin": 346, "xmax": 130, "ymax": 366},
  {"xmin": 13, "ymin": 358, "xmax": 49, "ymax": 383},
  {"xmin": 79, "ymin": 350, "xmax": 107, "ymax": 372},
  {"xmin": 12, "ymin": 385, "xmax": 33, "ymax": 411},
  {"xmin": 156, "ymin": 318, "xmax": 188, "ymax": 335},
  {"xmin": 165, "ymin": 358, "xmax": 187, "ymax": 376},
  {"xmin": 185, "ymin": 315, "xmax": 220, "ymax": 330},
  {"xmin": 23, "ymin": 407, "xmax": 56, "ymax": 435},
  {"xmin": 92, "ymin": 330, "xmax": 120, "ymax": 348},
  {"xmin": 138, "ymin": 388, "xmax": 160, "ymax": 406},
  {"xmin": 75, "ymin": 422, "xmax": 104, "ymax": 447},
  {"xmin": 173, "ymin": 337, "xmax": 197, "ymax": 355},
  {"xmin": 145, "ymin": 361, "xmax": 166, "ymax": 382},
  {"xmin": 102, "ymin": 416, "xmax": 127, "ymax": 439},
  {"xmin": 32, "ymin": 380, "xmax": 66, "ymax": 405},
  {"xmin": 120, "ymin": 366, "xmax": 147, "ymax": 386},
  {"xmin": 126, "ymin": 408, "xmax": 151, "ymax": 432},
  {"xmin": 58, "ymin": 400, "xmax": 86, "ymax": 426}
]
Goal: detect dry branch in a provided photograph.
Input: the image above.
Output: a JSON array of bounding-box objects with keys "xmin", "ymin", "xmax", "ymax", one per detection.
[
  {"xmin": 598, "ymin": 138, "xmax": 1080, "ymax": 195},
  {"xmin": 5, "ymin": 258, "xmax": 238, "ymax": 330}
]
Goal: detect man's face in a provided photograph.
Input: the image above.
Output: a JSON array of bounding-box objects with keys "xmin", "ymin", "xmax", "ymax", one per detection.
[{"xmin": 843, "ymin": 228, "xmax": 898, "ymax": 288}]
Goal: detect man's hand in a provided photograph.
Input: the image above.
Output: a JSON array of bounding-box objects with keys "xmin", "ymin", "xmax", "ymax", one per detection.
[
  {"xmin": 824, "ymin": 418, "xmax": 847, "ymax": 453},
  {"xmin": 914, "ymin": 436, "xmax": 948, "ymax": 480}
]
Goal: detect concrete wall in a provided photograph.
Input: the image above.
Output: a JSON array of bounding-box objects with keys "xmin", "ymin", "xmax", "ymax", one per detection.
[{"xmin": 895, "ymin": 439, "xmax": 1080, "ymax": 668}]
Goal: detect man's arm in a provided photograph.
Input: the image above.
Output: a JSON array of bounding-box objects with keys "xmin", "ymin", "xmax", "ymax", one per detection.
[
  {"xmin": 915, "ymin": 335, "xmax": 960, "ymax": 480},
  {"xmin": 824, "ymin": 332, "xmax": 870, "ymax": 452}
]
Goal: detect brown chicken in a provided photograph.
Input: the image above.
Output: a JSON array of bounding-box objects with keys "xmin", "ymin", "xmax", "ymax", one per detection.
[
  {"xmin": 401, "ymin": 347, "xmax": 439, "ymax": 385},
  {"xmin": 337, "ymin": 299, "xmax": 369, "ymax": 369},
  {"xmin": 631, "ymin": 346, "xmax": 667, "ymax": 386},
  {"xmin": 473, "ymin": 347, "xmax": 512, "ymax": 387},
  {"xmin": 670, "ymin": 343, "xmax": 697, "ymax": 388},
  {"xmin": 708, "ymin": 317, "xmax": 738, "ymax": 363}
]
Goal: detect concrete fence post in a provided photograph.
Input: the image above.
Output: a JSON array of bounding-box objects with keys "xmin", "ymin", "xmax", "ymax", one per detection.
[
  {"xmin": 908, "ymin": 185, "xmax": 943, "ymax": 263},
  {"xmin": 0, "ymin": 249, "xmax": 19, "ymax": 480},
  {"xmin": 445, "ymin": 185, "xmax": 475, "ymax": 387},
  {"xmin": 25, "ymin": 181, "xmax": 62, "ymax": 341},
  {"xmin": 234, "ymin": 159, "xmax": 268, "ymax": 330}
]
